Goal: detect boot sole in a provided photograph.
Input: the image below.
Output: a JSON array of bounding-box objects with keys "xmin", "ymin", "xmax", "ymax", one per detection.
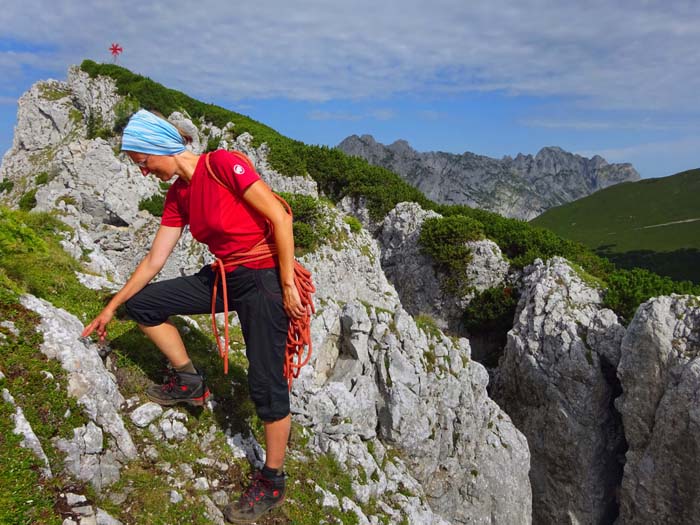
[{"xmin": 146, "ymin": 388, "xmax": 211, "ymax": 407}]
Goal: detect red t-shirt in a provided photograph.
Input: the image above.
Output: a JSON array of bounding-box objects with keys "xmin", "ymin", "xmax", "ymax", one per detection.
[{"xmin": 161, "ymin": 150, "xmax": 276, "ymax": 269}]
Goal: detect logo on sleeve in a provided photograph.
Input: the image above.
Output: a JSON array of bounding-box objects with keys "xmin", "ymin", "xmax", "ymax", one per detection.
[{"xmin": 233, "ymin": 164, "xmax": 245, "ymax": 175}]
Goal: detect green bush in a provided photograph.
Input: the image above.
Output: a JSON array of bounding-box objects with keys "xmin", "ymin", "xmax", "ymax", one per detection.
[
  {"xmin": 80, "ymin": 60, "xmax": 697, "ymax": 325},
  {"xmin": 464, "ymin": 286, "xmax": 520, "ymax": 334},
  {"xmin": 206, "ymin": 135, "xmax": 222, "ymax": 152},
  {"xmin": 138, "ymin": 193, "xmax": 165, "ymax": 217},
  {"xmin": 603, "ymin": 268, "xmax": 700, "ymax": 322},
  {"xmin": 293, "ymin": 222, "xmax": 317, "ymax": 252},
  {"xmin": 18, "ymin": 189, "xmax": 38, "ymax": 211},
  {"xmin": 112, "ymin": 95, "xmax": 140, "ymax": 134},
  {"xmin": 279, "ymin": 192, "xmax": 331, "ymax": 254},
  {"xmin": 35, "ymin": 172, "xmax": 50, "ymax": 185},
  {"xmin": 419, "ymin": 215, "xmax": 484, "ymax": 292},
  {"xmin": 0, "ymin": 209, "xmax": 47, "ymax": 255},
  {"xmin": 86, "ymin": 111, "xmax": 114, "ymax": 140},
  {"xmin": 344, "ymin": 215, "xmax": 362, "ymax": 233},
  {"xmin": 0, "ymin": 180, "xmax": 14, "ymax": 193}
]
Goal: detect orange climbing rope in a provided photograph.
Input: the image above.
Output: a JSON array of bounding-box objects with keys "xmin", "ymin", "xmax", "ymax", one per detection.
[{"xmin": 205, "ymin": 153, "xmax": 315, "ymax": 390}]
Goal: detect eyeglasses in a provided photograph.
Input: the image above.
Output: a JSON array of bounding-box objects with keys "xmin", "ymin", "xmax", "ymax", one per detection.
[{"xmin": 135, "ymin": 155, "xmax": 150, "ymax": 168}]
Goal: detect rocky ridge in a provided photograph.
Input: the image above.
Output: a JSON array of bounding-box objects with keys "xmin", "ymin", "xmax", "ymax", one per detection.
[
  {"xmin": 337, "ymin": 134, "xmax": 640, "ymax": 220},
  {"xmin": 3, "ymin": 65, "xmax": 700, "ymax": 525},
  {"xmin": 0, "ymin": 67, "xmax": 530, "ymax": 524}
]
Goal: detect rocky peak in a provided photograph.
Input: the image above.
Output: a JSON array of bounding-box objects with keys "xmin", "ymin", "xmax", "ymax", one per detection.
[
  {"xmin": 337, "ymin": 135, "xmax": 640, "ymax": 220},
  {"xmin": 4, "ymin": 65, "xmax": 700, "ymax": 525},
  {"xmin": 1, "ymin": 65, "xmax": 530, "ymax": 525}
]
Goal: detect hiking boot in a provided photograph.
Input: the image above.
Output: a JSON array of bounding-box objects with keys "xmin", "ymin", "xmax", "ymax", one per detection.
[
  {"xmin": 146, "ymin": 367, "xmax": 210, "ymax": 407},
  {"xmin": 223, "ymin": 469, "xmax": 286, "ymax": 523}
]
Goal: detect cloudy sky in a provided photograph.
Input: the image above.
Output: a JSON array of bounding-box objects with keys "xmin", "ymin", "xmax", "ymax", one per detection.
[{"xmin": 1, "ymin": 0, "xmax": 699, "ymax": 179}]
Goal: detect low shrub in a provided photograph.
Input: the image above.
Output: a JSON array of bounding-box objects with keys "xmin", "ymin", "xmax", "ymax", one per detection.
[
  {"xmin": 603, "ymin": 268, "xmax": 700, "ymax": 323},
  {"xmin": 279, "ymin": 192, "xmax": 331, "ymax": 254},
  {"xmin": 419, "ymin": 215, "xmax": 484, "ymax": 293},
  {"xmin": 464, "ymin": 286, "xmax": 520, "ymax": 335},
  {"xmin": 343, "ymin": 215, "xmax": 362, "ymax": 233},
  {"xmin": 138, "ymin": 193, "xmax": 165, "ymax": 217},
  {"xmin": 18, "ymin": 189, "xmax": 38, "ymax": 211}
]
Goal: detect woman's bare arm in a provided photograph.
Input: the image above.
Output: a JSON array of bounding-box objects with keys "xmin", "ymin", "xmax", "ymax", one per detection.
[
  {"xmin": 82, "ymin": 225, "xmax": 183, "ymax": 341},
  {"xmin": 242, "ymin": 180, "xmax": 305, "ymax": 319}
]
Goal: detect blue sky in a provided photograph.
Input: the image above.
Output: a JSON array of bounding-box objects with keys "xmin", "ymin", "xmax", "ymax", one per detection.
[{"xmin": 1, "ymin": 0, "xmax": 699, "ymax": 179}]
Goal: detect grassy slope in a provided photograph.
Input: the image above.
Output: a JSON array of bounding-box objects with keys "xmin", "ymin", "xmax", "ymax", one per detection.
[
  {"xmin": 0, "ymin": 207, "xmax": 365, "ymax": 525},
  {"xmin": 531, "ymin": 169, "xmax": 700, "ymax": 282}
]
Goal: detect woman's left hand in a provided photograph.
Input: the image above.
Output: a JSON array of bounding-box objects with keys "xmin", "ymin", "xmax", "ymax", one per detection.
[{"xmin": 283, "ymin": 283, "xmax": 306, "ymax": 320}]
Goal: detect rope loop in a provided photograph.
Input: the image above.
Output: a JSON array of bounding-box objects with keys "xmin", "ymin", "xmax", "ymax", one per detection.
[{"xmin": 205, "ymin": 153, "xmax": 315, "ymax": 390}]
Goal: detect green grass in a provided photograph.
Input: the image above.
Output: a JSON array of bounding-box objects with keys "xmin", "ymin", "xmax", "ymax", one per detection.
[
  {"xmin": 0, "ymin": 205, "xmax": 384, "ymax": 524},
  {"xmin": 532, "ymin": 169, "xmax": 700, "ymax": 282},
  {"xmin": 0, "ymin": 287, "xmax": 89, "ymax": 525},
  {"xmin": 0, "ymin": 398, "xmax": 61, "ymax": 525}
]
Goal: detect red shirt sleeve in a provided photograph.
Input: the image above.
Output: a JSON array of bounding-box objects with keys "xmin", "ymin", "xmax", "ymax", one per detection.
[
  {"xmin": 208, "ymin": 150, "xmax": 261, "ymax": 195},
  {"xmin": 160, "ymin": 178, "xmax": 189, "ymax": 227}
]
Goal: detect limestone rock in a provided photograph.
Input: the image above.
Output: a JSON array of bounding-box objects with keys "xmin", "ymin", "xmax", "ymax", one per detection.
[
  {"xmin": 379, "ymin": 202, "xmax": 508, "ymax": 331},
  {"xmin": 294, "ymin": 206, "xmax": 532, "ymax": 524},
  {"xmin": 129, "ymin": 402, "xmax": 163, "ymax": 428},
  {"xmin": 492, "ymin": 257, "xmax": 626, "ymax": 524},
  {"xmin": 54, "ymin": 422, "xmax": 122, "ymax": 491},
  {"xmin": 95, "ymin": 508, "xmax": 122, "ymax": 525},
  {"xmin": 338, "ymin": 135, "xmax": 639, "ymax": 220},
  {"xmin": 158, "ymin": 409, "xmax": 189, "ymax": 441},
  {"xmin": 617, "ymin": 295, "xmax": 700, "ymax": 524},
  {"xmin": 19, "ymin": 294, "xmax": 137, "ymax": 461},
  {"xmin": 67, "ymin": 66, "xmax": 121, "ymax": 132},
  {"xmin": 2, "ymin": 388, "xmax": 53, "ymax": 477}
]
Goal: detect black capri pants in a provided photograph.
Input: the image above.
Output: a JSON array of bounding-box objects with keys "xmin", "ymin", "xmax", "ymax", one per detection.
[{"xmin": 124, "ymin": 265, "xmax": 290, "ymax": 422}]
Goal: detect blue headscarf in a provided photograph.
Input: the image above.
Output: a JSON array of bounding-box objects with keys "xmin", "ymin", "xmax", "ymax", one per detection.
[{"xmin": 121, "ymin": 109, "xmax": 186, "ymax": 155}]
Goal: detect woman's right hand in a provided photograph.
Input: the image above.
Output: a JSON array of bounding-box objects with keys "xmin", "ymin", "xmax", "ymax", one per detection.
[{"xmin": 82, "ymin": 307, "xmax": 116, "ymax": 343}]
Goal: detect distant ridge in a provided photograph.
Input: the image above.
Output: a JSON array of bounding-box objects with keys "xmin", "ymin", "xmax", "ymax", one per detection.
[
  {"xmin": 531, "ymin": 169, "xmax": 700, "ymax": 283},
  {"xmin": 337, "ymin": 135, "xmax": 640, "ymax": 220}
]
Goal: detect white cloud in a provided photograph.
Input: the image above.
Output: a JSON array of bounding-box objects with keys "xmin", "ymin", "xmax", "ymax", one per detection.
[
  {"xmin": 307, "ymin": 108, "xmax": 396, "ymax": 121},
  {"xmin": 1, "ymin": 0, "xmax": 700, "ymax": 113},
  {"xmin": 577, "ymin": 136, "xmax": 700, "ymax": 162},
  {"xmin": 521, "ymin": 118, "xmax": 700, "ymax": 132}
]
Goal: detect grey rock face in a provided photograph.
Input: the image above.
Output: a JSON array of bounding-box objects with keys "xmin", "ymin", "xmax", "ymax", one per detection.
[
  {"xmin": 492, "ymin": 257, "xmax": 626, "ymax": 524},
  {"xmin": 2, "ymin": 388, "xmax": 53, "ymax": 477},
  {"xmin": 295, "ymin": 206, "xmax": 532, "ymax": 524},
  {"xmin": 67, "ymin": 66, "xmax": 122, "ymax": 133},
  {"xmin": 19, "ymin": 294, "xmax": 137, "ymax": 464},
  {"xmin": 129, "ymin": 402, "xmax": 163, "ymax": 428},
  {"xmin": 54, "ymin": 422, "xmax": 122, "ymax": 491},
  {"xmin": 337, "ymin": 135, "xmax": 639, "ymax": 220},
  {"xmin": 617, "ymin": 295, "xmax": 700, "ymax": 524},
  {"xmin": 379, "ymin": 202, "xmax": 509, "ymax": 334}
]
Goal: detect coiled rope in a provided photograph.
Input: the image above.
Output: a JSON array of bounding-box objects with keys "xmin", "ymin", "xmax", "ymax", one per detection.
[{"xmin": 205, "ymin": 153, "xmax": 315, "ymax": 390}]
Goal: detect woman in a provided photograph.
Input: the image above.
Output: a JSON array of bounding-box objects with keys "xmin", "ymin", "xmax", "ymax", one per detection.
[{"xmin": 82, "ymin": 109, "xmax": 304, "ymax": 523}]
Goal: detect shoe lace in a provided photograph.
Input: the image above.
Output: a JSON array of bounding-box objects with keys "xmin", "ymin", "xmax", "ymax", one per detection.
[
  {"xmin": 239, "ymin": 471, "xmax": 274, "ymax": 508},
  {"xmin": 160, "ymin": 367, "xmax": 178, "ymax": 393}
]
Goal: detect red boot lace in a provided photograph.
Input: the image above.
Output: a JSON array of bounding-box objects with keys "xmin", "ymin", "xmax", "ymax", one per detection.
[{"xmin": 239, "ymin": 471, "xmax": 275, "ymax": 508}]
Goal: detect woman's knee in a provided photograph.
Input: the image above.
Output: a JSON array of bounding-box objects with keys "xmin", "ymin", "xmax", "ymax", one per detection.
[{"xmin": 124, "ymin": 294, "xmax": 167, "ymax": 326}]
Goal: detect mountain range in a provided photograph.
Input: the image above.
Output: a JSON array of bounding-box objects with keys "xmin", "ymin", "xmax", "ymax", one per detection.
[
  {"xmin": 337, "ymin": 134, "xmax": 640, "ymax": 220},
  {"xmin": 1, "ymin": 62, "xmax": 699, "ymax": 525}
]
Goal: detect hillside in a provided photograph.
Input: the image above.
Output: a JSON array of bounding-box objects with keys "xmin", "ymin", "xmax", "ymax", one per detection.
[
  {"xmin": 2, "ymin": 63, "xmax": 700, "ymax": 525},
  {"xmin": 531, "ymin": 169, "xmax": 700, "ymax": 283},
  {"xmin": 337, "ymin": 134, "xmax": 639, "ymax": 220}
]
